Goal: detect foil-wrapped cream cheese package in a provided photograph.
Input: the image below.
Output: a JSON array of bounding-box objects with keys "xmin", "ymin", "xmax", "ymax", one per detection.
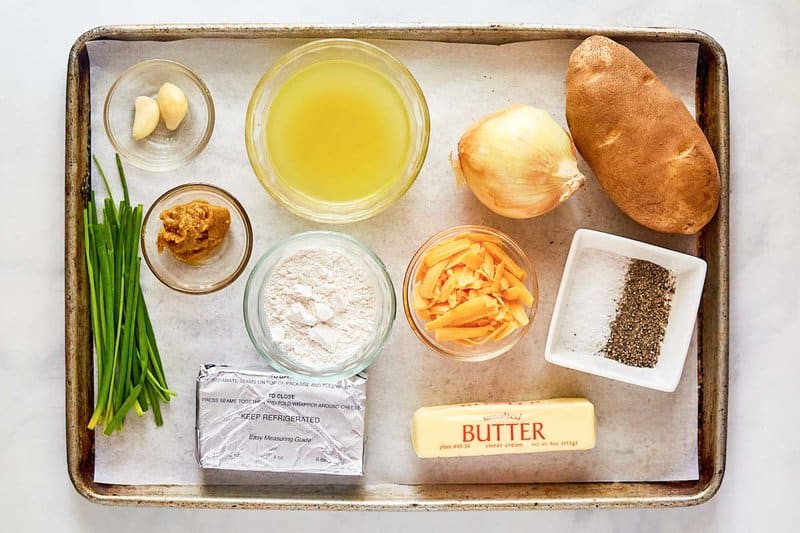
[{"xmin": 196, "ymin": 366, "xmax": 366, "ymax": 475}]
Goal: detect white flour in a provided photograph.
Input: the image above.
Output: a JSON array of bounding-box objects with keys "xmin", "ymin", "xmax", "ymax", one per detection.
[
  {"xmin": 556, "ymin": 248, "xmax": 630, "ymax": 355},
  {"xmin": 262, "ymin": 248, "xmax": 377, "ymax": 369}
]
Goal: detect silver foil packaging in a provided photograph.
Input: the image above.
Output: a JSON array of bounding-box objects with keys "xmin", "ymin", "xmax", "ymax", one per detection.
[{"xmin": 196, "ymin": 366, "xmax": 366, "ymax": 475}]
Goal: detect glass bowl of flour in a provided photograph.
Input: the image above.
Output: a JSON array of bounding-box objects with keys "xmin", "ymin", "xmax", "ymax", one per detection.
[{"xmin": 243, "ymin": 231, "xmax": 396, "ymax": 381}]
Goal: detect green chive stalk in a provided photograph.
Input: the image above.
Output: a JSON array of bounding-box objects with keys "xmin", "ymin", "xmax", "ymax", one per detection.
[{"xmin": 84, "ymin": 154, "xmax": 175, "ymax": 434}]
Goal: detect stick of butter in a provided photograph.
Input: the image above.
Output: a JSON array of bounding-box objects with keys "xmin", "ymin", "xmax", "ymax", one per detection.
[{"xmin": 410, "ymin": 398, "xmax": 595, "ymax": 458}]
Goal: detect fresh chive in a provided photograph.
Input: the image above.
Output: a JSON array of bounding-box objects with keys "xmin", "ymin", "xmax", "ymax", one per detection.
[
  {"xmin": 103, "ymin": 384, "xmax": 142, "ymax": 435},
  {"xmin": 88, "ymin": 225, "xmax": 116, "ymax": 429},
  {"xmin": 133, "ymin": 398, "xmax": 145, "ymax": 417},
  {"xmin": 116, "ymin": 153, "xmax": 130, "ymax": 205},
  {"xmin": 146, "ymin": 383, "xmax": 163, "ymax": 427},
  {"xmin": 84, "ymin": 156, "xmax": 173, "ymax": 433},
  {"xmin": 140, "ymin": 299, "xmax": 168, "ymax": 388},
  {"xmin": 93, "ymin": 154, "xmax": 114, "ymax": 205},
  {"xmin": 82, "ymin": 209, "xmax": 102, "ymax": 374}
]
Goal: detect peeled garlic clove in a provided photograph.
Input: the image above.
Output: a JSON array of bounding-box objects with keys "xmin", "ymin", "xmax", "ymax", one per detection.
[
  {"xmin": 451, "ymin": 105, "xmax": 586, "ymax": 219},
  {"xmin": 156, "ymin": 82, "xmax": 189, "ymax": 130},
  {"xmin": 132, "ymin": 96, "xmax": 160, "ymax": 140}
]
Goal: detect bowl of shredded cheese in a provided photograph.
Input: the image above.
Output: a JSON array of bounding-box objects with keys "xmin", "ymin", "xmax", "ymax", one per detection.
[
  {"xmin": 243, "ymin": 231, "xmax": 396, "ymax": 381},
  {"xmin": 403, "ymin": 225, "xmax": 538, "ymax": 361}
]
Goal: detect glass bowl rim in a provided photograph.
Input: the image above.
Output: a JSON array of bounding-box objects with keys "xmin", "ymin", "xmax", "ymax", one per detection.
[
  {"xmin": 242, "ymin": 230, "xmax": 397, "ymax": 382},
  {"xmin": 244, "ymin": 38, "xmax": 431, "ymax": 224},
  {"xmin": 103, "ymin": 58, "xmax": 216, "ymax": 172},
  {"xmin": 402, "ymin": 224, "xmax": 539, "ymax": 361},
  {"xmin": 140, "ymin": 182, "xmax": 253, "ymax": 295}
]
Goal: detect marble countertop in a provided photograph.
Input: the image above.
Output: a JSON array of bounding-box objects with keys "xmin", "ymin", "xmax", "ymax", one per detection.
[{"xmin": 0, "ymin": 0, "xmax": 797, "ymax": 531}]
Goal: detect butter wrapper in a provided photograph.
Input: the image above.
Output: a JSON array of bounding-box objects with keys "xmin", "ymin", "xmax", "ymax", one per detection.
[{"xmin": 196, "ymin": 366, "xmax": 366, "ymax": 475}]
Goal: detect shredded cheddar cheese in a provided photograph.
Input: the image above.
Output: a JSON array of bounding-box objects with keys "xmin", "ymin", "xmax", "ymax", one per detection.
[{"xmin": 413, "ymin": 232, "xmax": 534, "ymax": 344}]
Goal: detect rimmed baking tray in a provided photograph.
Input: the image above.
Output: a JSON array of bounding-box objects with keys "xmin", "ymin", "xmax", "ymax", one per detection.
[{"xmin": 65, "ymin": 24, "xmax": 728, "ymax": 509}]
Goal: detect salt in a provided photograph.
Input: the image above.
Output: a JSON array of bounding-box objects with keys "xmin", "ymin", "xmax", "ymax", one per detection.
[{"xmin": 556, "ymin": 249, "xmax": 629, "ymax": 355}]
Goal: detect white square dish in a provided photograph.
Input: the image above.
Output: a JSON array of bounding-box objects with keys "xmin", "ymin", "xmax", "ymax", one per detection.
[{"xmin": 544, "ymin": 229, "xmax": 707, "ymax": 392}]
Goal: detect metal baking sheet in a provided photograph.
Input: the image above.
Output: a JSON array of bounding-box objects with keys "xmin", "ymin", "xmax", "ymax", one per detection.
[{"xmin": 65, "ymin": 24, "xmax": 728, "ymax": 509}]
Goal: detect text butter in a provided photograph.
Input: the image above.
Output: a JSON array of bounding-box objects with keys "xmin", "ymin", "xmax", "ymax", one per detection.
[{"xmin": 410, "ymin": 398, "xmax": 595, "ymax": 458}]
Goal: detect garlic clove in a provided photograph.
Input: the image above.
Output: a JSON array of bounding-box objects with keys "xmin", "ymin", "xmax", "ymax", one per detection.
[
  {"xmin": 132, "ymin": 96, "xmax": 160, "ymax": 140},
  {"xmin": 156, "ymin": 82, "xmax": 189, "ymax": 131}
]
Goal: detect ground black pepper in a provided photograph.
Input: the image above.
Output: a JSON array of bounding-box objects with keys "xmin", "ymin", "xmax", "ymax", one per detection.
[{"xmin": 602, "ymin": 259, "xmax": 675, "ymax": 368}]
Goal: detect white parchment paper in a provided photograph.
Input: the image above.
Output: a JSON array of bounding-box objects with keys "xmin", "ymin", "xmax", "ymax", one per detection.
[{"xmin": 88, "ymin": 37, "xmax": 700, "ymax": 485}]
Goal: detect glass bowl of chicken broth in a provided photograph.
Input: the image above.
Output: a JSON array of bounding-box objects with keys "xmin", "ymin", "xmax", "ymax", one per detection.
[{"xmin": 245, "ymin": 39, "xmax": 430, "ymax": 223}]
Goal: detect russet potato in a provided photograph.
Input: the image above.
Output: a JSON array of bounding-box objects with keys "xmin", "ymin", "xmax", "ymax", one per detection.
[{"xmin": 565, "ymin": 36, "xmax": 720, "ymax": 234}]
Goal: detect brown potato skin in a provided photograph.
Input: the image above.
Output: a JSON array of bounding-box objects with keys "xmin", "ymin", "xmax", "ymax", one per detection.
[{"xmin": 565, "ymin": 36, "xmax": 720, "ymax": 234}]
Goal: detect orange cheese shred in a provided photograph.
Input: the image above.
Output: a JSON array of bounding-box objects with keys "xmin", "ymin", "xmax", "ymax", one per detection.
[
  {"xmin": 413, "ymin": 231, "xmax": 535, "ymax": 345},
  {"xmin": 504, "ymin": 271, "xmax": 534, "ymax": 307},
  {"xmin": 424, "ymin": 295, "xmax": 498, "ymax": 330},
  {"xmin": 423, "ymin": 238, "xmax": 471, "ymax": 267},
  {"xmin": 419, "ymin": 259, "xmax": 448, "ymax": 299},
  {"xmin": 483, "ymin": 242, "xmax": 526, "ymax": 280},
  {"xmin": 464, "ymin": 232, "xmax": 503, "ymax": 244},
  {"xmin": 434, "ymin": 326, "xmax": 494, "ymax": 342}
]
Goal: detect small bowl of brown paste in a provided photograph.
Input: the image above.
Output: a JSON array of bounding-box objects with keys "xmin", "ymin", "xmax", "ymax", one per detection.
[{"xmin": 142, "ymin": 183, "xmax": 253, "ymax": 294}]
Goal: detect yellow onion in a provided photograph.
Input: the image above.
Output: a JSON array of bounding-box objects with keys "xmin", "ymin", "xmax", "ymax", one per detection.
[{"xmin": 451, "ymin": 105, "xmax": 586, "ymax": 219}]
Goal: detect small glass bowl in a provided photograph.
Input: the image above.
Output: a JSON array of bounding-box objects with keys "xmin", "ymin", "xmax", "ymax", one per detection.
[
  {"xmin": 141, "ymin": 183, "xmax": 253, "ymax": 294},
  {"xmin": 403, "ymin": 225, "xmax": 539, "ymax": 362},
  {"xmin": 245, "ymin": 39, "xmax": 430, "ymax": 224},
  {"xmin": 243, "ymin": 231, "xmax": 396, "ymax": 382},
  {"xmin": 104, "ymin": 59, "xmax": 215, "ymax": 172}
]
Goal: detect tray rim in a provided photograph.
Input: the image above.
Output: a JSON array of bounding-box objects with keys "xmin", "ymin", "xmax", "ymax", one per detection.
[{"xmin": 65, "ymin": 23, "xmax": 729, "ymax": 510}]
